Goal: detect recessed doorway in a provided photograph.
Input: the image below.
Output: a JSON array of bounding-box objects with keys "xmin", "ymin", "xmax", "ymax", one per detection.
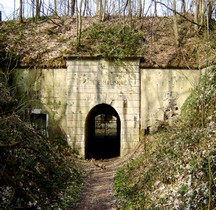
[{"xmin": 85, "ymin": 104, "xmax": 121, "ymax": 159}]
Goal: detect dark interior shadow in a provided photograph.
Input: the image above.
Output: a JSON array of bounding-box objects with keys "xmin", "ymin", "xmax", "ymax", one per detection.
[{"xmin": 85, "ymin": 103, "xmax": 121, "ymax": 159}]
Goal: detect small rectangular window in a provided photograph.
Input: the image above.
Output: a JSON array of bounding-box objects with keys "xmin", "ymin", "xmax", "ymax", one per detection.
[{"xmin": 30, "ymin": 113, "xmax": 48, "ymax": 137}]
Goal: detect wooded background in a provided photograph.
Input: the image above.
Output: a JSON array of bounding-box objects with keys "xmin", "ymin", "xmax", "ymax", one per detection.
[{"xmin": 6, "ymin": 0, "xmax": 215, "ymax": 23}]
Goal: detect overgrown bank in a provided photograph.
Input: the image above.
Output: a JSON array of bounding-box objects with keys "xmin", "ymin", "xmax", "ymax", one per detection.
[
  {"xmin": 114, "ymin": 68, "xmax": 216, "ymax": 209},
  {"xmin": 0, "ymin": 71, "xmax": 84, "ymax": 209},
  {"xmin": 0, "ymin": 16, "xmax": 216, "ymax": 68}
]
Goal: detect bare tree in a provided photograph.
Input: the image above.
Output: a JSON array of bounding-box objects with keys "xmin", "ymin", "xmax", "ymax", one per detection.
[
  {"xmin": 181, "ymin": 0, "xmax": 186, "ymax": 14},
  {"xmin": 207, "ymin": 0, "xmax": 214, "ymax": 38},
  {"xmin": 128, "ymin": 0, "xmax": 132, "ymax": 19},
  {"xmin": 200, "ymin": 0, "xmax": 205, "ymax": 25},
  {"xmin": 123, "ymin": 0, "xmax": 132, "ymax": 26},
  {"xmin": 172, "ymin": 0, "xmax": 179, "ymax": 46},
  {"xmin": 36, "ymin": 0, "xmax": 40, "ymax": 20},
  {"xmin": 154, "ymin": 0, "xmax": 157, "ymax": 16},
  {"xmin": 84, "ymin": 0, "xmax": 91, "ymax": 16},
  {"xmin": 19, "ymin": 0, "xmax": 24, "ymax": 23},
  {"xmin": 102, "ymin": 0, "xmax": 107, "ymax": 21},
  {"xmin": 71, "ymin": 0, "xmax": 76, "ymax": 16},
  {"xmin": 82, "ymin": 0, "xmax": 87, "ymax": 16},
  {"xmin": 30, "ymin": 0, "xmax": 35, "ymax": 19},
  {"xmin": 96, "ymin": 0, "xmax": 102, "ymax": 17},
  {"xmin": 194, "ymin": 0, "xmax": 205, "ymax": 32},
  {"xmin": 138, "ymin": 0, "xmax": 143, "ymax": 17},
  {"xmin": 53, "ymin": 0, "xmax": 57, "ymax": 15},
  {"xmin": 14, "ymin": 0, "xmax": 16, "ymax": 20},
  {"xmin": 76, "ymin": 0, "xmax": 83, "ymax": 47},
  {"xmin": 10, "ymin": 0, "xmax": 216, "ymax": 30}
]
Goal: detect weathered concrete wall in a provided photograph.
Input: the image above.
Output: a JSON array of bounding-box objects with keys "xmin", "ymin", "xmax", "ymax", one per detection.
[
  {"xmin": 15, "ymin": 68, "xmax": 68, "ymax": 134},
  {"xmin": 15, "ymin": 62, "xmax": 202, "ymax": 158},
  {"xmin": 140, "ymin": 69, "xmax": 201, "ymax": 133},
  {"xmin": 66, "ymin": 58, "xmax": 140, "ymax": 157},
  {"xmin": 15, "ymin": 59, "xmax": 140, "ymax": 158}
]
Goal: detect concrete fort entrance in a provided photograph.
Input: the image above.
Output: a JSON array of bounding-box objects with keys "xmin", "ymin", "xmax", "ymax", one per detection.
[{"xmin": 66, "ymin": 57, "xmax": 140, "ymax": 159}]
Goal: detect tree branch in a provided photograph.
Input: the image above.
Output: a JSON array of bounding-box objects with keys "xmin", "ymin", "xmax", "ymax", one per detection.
[{"xmin": 153, "ymin": 0, "xmax": 202, "ymax": 27}]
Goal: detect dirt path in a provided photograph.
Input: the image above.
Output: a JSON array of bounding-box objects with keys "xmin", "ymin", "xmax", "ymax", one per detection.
[
  {"xmin": 72, "ymin": 142, "xmax": 143, "ymax": 210},
  {"xmin": 72, "ymin": 158, "xmax": 120, "ymax": 210}
]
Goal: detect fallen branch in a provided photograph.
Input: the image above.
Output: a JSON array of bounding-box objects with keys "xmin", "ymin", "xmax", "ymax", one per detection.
[
  {"xmin": 91, "ymin": 158, "xmax": 106, "ymax": 170},
  {"xmin": 0, "ymin": 141, "xmax": 21, "ymax": 148}
]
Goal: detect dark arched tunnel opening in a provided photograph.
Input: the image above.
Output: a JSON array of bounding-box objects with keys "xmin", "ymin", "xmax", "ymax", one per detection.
[{"xmin": 85, "ymin": 104, "xmax": 121, "ymax": 159}]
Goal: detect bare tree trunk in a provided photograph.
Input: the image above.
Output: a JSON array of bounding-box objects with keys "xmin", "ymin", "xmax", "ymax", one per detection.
[
  {"xmin": 54, "ymin": 0, "xmax": 57, "ymax": 15},
  {"xmin": 82, "ymin": 0, "xmax": 87, "ymax": 16},
  {"xmin": 31, "ymin": 0, "xmax": 35, "ymax": 20},
  {"xmin": 14, "ymin": 0, "xmax": 16, "ymax": 20},
  {"xmin": 36, "ymin": 0, "xmax": 40, "ymax": 20},
  {"xmin": 99, "ymin": 0, "xmax": 102, "ymax": 21},
  {"xmin": 138, "ymin": 0, "xmax": 142, "ymax": 17},
  {"xmin": 96, "ymin": 0, "xmax": 100, "ymax": 16},
  {"xmin": 194, "ymin": 0, "xmax": 205, "ymax": 32},
  {"xmin": 102, "ymin": 0, "xmax": 107, "ymax": 21},
  {"xmin": 200, "ymin": 0, "xmax": 205, "ymax": 25},
  {"xmin": 123, "ymin": 0, "xmax": 127, "ymax": 18},
  {"xmin": 128, "ymin": 0, "xmax": 132, "ymax": 20},
  {"xmin": 64, "ymin": 0, "xmax": 67, "ymax": 15},
  {"xmin": 118, "ymin": 0, "xmax": 121, "ymax": 17},
  {"xmin": 41, "ymin": 0, "xmax": 45, "ymax": 16},
  {"xmin": 154, "ymin": 0, "xmax": 157, "ymax": 17},
  {"xmin": 142, "ymin": 0, "xmax": 146, "ymax": 17},
  {"xmin": 207, "ymin": 0, "xmax": 213, "ymax": 21},
  {"xmin": 67, "ymin": 0, "xmax": 69, "ymax": 15},
  {"xmin": 194, "ymin": 0, "xmax": 200, "ymax": 32},
  {"xmin": 173, "ymin": 0, "xmax": 179, "ymax": 46},
  {"xmin": 96, "ymin": 0, "xmax": 103, "ymax": 20},
  {"xmin": 85, "ymin": 0, "xmax": 91, "ymax": 16},
  {"xmin": 19, "ymin": 0, "xmax": 24, "ymax": 23},
  {"xmin": 181, "ymin": 0, "xmax": 186, "ymax": 14},
  {"xmin": 76, "ymin": 0, "xmax": 83, "ymax": 48},
  {"xmin": 207, "ymin": 0, "xmax": 213, "ymax": 38},
  {"xmin": 123, "ymin": 0, "xmax": 132, "ymax": 26},
  {"xmin": 71, "ymin": 0, "xmax": 76, "ymax": 16}
]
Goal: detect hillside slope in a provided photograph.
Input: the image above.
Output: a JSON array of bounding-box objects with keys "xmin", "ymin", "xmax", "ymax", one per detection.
[
  {"xmin": 0, "ymin": 74, "xmax": 84, "ymax": 209},
  {"xmin": 114, "ymin": 67, "xmax": 216, "ymax": 209},
  {"xmin": 0, "ymin": 16, "xmax": 216, "ymax": 68}
]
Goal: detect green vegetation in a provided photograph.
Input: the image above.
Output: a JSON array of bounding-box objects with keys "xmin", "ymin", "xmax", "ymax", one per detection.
[
  {"xmin": 114, "ymin": 68, "xmax": 216, "ymax": 209},
  {"xmin": 81, "ymin": 22, "xmax": 145, "ymax": 59},
  {"xmin": 181, "ymin": 68, "xmax": 216, "ymax": 127}
]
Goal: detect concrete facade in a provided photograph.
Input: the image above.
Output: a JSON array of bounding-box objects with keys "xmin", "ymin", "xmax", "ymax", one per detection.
[
  {"xmin": 66, "ymin": 58, "xmax": 140, "ymax": 157},
  {"xmin": 140, "ymin": 69, "xmax": 201, "ymax": 133},
  {"xmin": 15, "ymin": 58, "xmax": 201, "ymax": 158}
]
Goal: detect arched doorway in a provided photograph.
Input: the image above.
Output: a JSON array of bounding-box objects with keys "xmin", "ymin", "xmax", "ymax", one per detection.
[{"xmin": 85, "ymin": 104, "xmax": 121, "ymax": 159}]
